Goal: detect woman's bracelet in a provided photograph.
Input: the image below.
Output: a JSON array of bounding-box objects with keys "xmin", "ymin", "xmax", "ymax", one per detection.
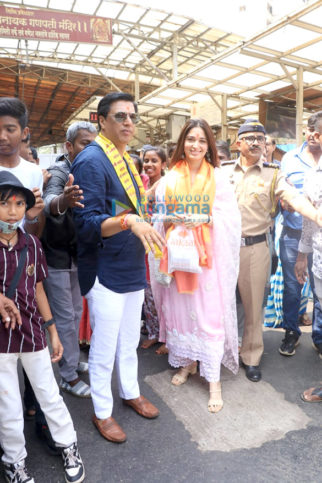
[{"xmin": 57, "ymin": 195, "xmax": 67, "ymax": 216}]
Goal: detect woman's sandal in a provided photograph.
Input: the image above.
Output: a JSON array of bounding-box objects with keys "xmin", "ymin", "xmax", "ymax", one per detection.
[
  {"xmin": 300, "ymin": 386, "xmax": 322, "ymax": 403},
  {"xmin": 171, "ymin": 363, "xmax": 197, "ymax": 386},
  {"xmin": 299, "ymin": 313, "xmax": 312, "ymax": 326},
  {"xmin": 208, "ymin": 384, "xmax": 223, "ymax": 413},
  {"xmin": 141, "ymin": 338, "xmax": 158, "ymax": 349},
  {"xmin": 155, "ymin": 344, "xmax": 168, "ymax": 355}
]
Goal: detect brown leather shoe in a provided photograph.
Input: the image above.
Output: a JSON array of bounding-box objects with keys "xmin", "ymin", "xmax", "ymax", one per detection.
[
  {"xmin": 123, "ymin": 395, "xmax": 159, "ymax": 419},
  {"xmin": 92, "ymin": 415, "xmax": 127, "ymax": 443}
]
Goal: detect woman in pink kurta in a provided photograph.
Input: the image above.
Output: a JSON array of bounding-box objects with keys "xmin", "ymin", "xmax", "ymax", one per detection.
[{"xmin": 150, "ymin": 118, "xmax": 241, "ymax": 413}]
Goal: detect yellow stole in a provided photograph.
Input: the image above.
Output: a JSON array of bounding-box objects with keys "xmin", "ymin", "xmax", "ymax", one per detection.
[
  {"xmin": 160, "ymin": 159, "xmax": 215, "ymax": 293},
  {"xmin": 95, "ymin": 133, "xmax": 145, "ymax": 216}
]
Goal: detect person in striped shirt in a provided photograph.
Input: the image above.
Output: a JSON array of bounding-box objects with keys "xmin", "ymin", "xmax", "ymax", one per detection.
[{"xmin": 0, "ymin": 175, "xmax": 85, "ymax": 481}]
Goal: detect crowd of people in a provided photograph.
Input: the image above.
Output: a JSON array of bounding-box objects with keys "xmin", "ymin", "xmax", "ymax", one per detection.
[{"xmin": 0, "ymin": 92, "xmax": 321, "ymax": 483}]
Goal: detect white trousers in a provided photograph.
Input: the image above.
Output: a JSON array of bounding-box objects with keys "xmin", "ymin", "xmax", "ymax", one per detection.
[
  {"xmin": 85, "ymin": 278, "xmax": 144, "ymax": 419},
  {"xmin": 0, "ymin": 347, "xmax": 76, "ymax": 464}
]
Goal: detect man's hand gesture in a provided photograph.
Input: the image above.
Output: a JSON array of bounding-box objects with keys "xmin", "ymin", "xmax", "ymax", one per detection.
[
  {"xmin": 25, "ymin": 187, "xmax": 45, "ymax": 220},
  {"xmin": 62, "ymin": 174, "xmax": 84, "ymax": 209}
]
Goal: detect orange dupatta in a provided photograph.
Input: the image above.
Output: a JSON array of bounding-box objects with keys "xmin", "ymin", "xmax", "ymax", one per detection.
[{"xmin": 160, "ymin": 159, "xmax": 215, "ymax": 293}]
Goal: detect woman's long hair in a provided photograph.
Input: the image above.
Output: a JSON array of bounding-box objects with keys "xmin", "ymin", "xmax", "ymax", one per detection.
[{"xmin": 170, "ymin": 118, "xmax": 219, "ymax": 168}]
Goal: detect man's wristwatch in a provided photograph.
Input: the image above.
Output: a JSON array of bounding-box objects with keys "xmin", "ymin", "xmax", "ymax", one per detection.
[{"xmin": 42, "ymin": 318, "xmax": 55, "ymax": 330}]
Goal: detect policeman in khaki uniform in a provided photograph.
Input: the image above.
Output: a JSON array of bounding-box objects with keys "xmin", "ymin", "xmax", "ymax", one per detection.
[{"xmin": 222, "ymin": 119, "xmax": 322, "ymax": 382}]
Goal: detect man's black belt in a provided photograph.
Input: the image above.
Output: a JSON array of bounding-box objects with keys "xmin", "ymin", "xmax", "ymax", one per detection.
[{"xmin": 241, "ymin": 233, "xmax": 267, "ymax": 247}]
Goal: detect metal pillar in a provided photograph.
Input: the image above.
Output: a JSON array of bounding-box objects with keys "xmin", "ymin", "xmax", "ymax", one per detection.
[
  {"xmin": 135, "ymin": 68, "xmax": 139, "ymax": 102},
  {"xmin": 221, "ymin": 94, "xmax": 228, "ymax": 141},
  {"xmin": 172, "ymin": 34, "xmax": 178, "ymax": 80},
  {"xmin": 296, "ymin": 66, "xmax": 303, "ymax": 146}
]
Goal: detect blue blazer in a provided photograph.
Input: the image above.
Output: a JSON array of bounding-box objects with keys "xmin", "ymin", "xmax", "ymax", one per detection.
[{"xmin": 71, "ymin": 142, "xmax": 146, "ymax": 295}]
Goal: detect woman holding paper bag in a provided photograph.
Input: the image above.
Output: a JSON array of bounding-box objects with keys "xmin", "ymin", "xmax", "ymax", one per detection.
[{"xmin": 150, "ymin": 119, "xmax": 241, "ymax": 413}]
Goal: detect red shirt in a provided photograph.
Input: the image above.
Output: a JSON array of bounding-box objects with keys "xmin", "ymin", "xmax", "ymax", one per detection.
[{"xmin": 0, "ymin": 230, "xmax": 48, "ymax": 353}]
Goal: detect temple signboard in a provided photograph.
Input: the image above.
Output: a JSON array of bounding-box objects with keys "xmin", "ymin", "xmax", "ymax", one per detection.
[{"xmin": 0, "ymin": 6, "xmax": 112, "ymax": 44}]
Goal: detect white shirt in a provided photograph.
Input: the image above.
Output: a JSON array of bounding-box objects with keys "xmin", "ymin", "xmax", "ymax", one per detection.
[
  {"xmin": 299, "ymin": 157, "xmax": 322, "ymax": 279},
  {"xmin": 0, "ymin": 157, "xmax": 43, "ymax": 228},
  {"xmin": 0, "ymin": 157, "xmax": 43, "ymax": 193}
]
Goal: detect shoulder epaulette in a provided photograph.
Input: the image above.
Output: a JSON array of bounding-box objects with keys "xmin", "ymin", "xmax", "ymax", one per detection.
[
  {"xmin": 263, "ymin": 162, "xmax": 280, "ymax": 169},
  {"xmin": 221, "ymin": 160, "xmax": 235, "ymax": 166}
]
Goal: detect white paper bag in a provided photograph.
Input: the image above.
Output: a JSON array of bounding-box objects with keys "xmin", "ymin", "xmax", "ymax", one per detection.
[{"xmin": 167, "ymin": 226, "xmax": 201, "ymax": 274}]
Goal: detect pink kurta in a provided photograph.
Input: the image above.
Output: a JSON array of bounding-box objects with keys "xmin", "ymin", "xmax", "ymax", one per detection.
[{"xmin": 150, "ymin": 167, "xmax": 241, "ymax": 382}]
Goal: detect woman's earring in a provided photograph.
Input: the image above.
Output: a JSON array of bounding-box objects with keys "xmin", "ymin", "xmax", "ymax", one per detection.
[
  {"xmin": 205, "ymin": 151, "xmax": 211, "ymax": 161},
  {"xmin": 181, "ymin": 153, "xmax": 185, "ymax": 159}
]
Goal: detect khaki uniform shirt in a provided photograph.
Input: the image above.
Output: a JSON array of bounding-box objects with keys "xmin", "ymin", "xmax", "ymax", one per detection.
[{"xmin": 222, "ymin": 158, "xmax": 298, "ymax": 237}]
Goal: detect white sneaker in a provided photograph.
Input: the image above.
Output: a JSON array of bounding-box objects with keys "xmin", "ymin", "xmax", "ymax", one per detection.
[
  {"xmin": 62, "ymin": 442, "xmax": 85, "ymax": 483},
  {"xmin": 4, "ymin": 460, "xmax": 34, "ymax": 483}
]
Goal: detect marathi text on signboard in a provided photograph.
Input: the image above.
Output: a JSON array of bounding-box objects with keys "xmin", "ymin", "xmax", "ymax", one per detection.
[{"xmin": 0, "ymin": 6, "xmax": 112, "ymax": 44}]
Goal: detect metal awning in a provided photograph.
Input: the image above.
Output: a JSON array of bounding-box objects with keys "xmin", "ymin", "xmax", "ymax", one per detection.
[{"xmin": 0, "ymin": 0, "xmax": 321, "ymax": 146}]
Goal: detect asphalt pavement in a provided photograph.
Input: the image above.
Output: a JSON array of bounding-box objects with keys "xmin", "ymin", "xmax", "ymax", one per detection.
[{"xmin": 2, "ymin": 326, "xmax": 322, "ymax": 483}]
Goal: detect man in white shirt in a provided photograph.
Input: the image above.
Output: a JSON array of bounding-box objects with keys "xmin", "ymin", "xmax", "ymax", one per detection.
[
  {"xmin": 295, "ymin": 110, "xmax": 322, "ymax": 403},
  {"xmin": 0, "ymin": 156, "xmax": 43, "ymax": 193},
  {"xmin": 0, "ymin": 97, "xmax": 44, "ymax": 236}
]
